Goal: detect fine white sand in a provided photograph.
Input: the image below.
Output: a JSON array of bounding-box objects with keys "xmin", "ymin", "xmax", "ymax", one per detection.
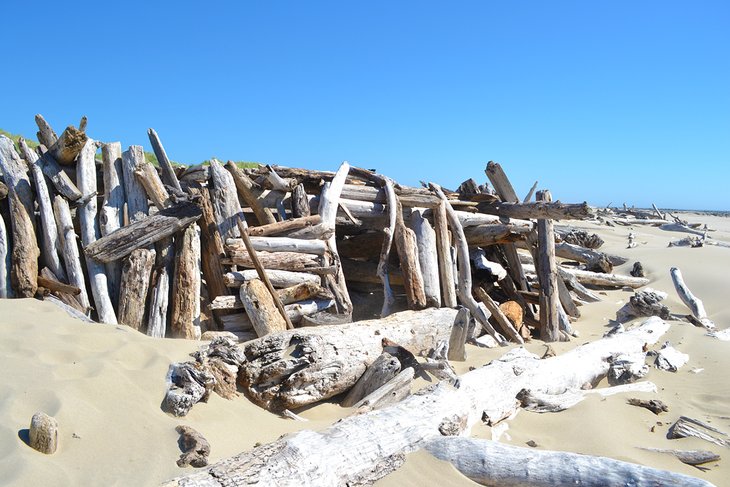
[{"xmin": 1, "ymin": 211, "xmax": 728, "ymax": 486}]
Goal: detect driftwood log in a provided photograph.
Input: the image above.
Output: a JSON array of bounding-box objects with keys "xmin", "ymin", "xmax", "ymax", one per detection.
[
  {"xmin": 29, "ymin": 412, "xmax": 59, "ymax": 455},
  {"xmin": 100, "ymin": 142, "xmax": 126, "ymax": 308},
  {"xmin": 164, "ymin": 317, "xmax": 674, "ymax": 486},
  {"xmin": 670, "ymin": 267, "xmax": 715, "ymax": 330},
  {"xmin": 117, "ymin": 249, "xmax": 156, "ymax": 330},
  {"xmin": 170, "ymin": 224, "xmax": 202, "ymax": 339}
]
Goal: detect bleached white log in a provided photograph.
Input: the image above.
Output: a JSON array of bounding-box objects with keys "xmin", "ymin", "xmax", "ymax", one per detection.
[
  {"xmin": 146, "ymin": 238, "xmax": 174, "ymax": 338},
  {"xmin": 44, "ymin": 295, "xmax": 95, "ymax": 323},
  {"xmin": 522, "ymin": 263, "xmax": 649, "ymax": 289},
  {"xmin": 163, "ymin": 317, "xmax": 671, "ymax": 486},
  {"xmin": 18, "ymin": 138, "xmax": 66, "ymax": 281},
  {"xmin": 654, "ymin": 342, "xmax": 689, "ymax": 372},
  {"xmin": 433, "ymin": 200, "xmax": 457, "ymax": 308},
  {"xmin": 286, "ymin": 298, "xmax": 336, "ymax": 323},
  {"xmin": 519, "ymin": 381, "xmax": 656, "ymax": 413},
  {"xmin": 53, "ymin": 195, "xmax": 91, "ymax": 312},
  {"xmin": 408, "ymin": 209, "xmax": 441, "ymax": 308},
  {"xmin": 470, "ymin": 247, "xmax": 507, "ymax": 280},
  {"xmin": 670, "ymin": 267, "xmax": 715, "ymax": 330},
  {"xmin": 121, "ymin": 146, "xmax": 150, "ymax": 223},
  {"xmin": 224, "ymin": 269, "xmax": 320, "ymax": 288},
  {"xmin": 660, "ymin": 222, "xmax": 707, "ymax": 236},
  {"xmin": 227, "ymin": 236, "xmax": 327, "ymax": 255},
  {"xmin": 422, "ymin": 437, "xmax": 713, "ymax": 487},
  {"xmin": 77, "ymin": 139, "xmax": 117, "ymax": 324},
  {"xmin": 100, "ymin": 142, "xmax": 125, "ymax": 308}
]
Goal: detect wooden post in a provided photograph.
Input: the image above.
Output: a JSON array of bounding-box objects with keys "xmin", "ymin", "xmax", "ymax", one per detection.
[
  {"xmin": 408, "ymin": 209, "xmax": 441, "ymax": 308},
  {"xmin": 53, "ymin": 195, "xmax": 90, "ymax": 311},
  {"xmin": 224, "ymin": 161, "xmax": 276, "ymax": 226},
  {"xmin": 18, "ymin": 138, "xmax": 66, "ymax": 282},
  {"xmin": 394, "ymin": 197, "xmax": 427, "ymax": 310},
  {"xmin": 291, "ymin": 183, "xmax": 311, "ymax": 219},
  {"xmin": 239, "ymin": 278, "xmax": 289, "ymax": 337},
  {"xmin": 448, "ymin": 307, "xmax": 470, "ymax": 361},
  {"xmin": 77, "ymin": 139, "xmax": 117, "ymax": 324},
  {"xmin": 146, "ymin": 238, "xmax": 174, "ymax": 338},
  {"xmin": 170, "ymin": 224, "xmax": 202, "ymax": 339},
  {"xmin": 188, "ymin": 185, "xmax": 229, "ymax": 303},
  {"xmin": 147, "ymin": 128, "xmax": 182, "ymax": 192},
  {"xmin": 433, "ymin": 200, "xmax": 457, "ymax": 308},
  {"xmin": 100, "ymin": 142, "xmax": 126, "ymax": 309},
  {"xmin": 0, "ymin": 212, "xmax": 11, "ymax": 298},
  {"xmin": 376, "ymin": 177, "xmax": 398, "ymax": 316},
  {"xmin": 536, "ymin": 190, "xmax": 560, "ymax": 342},
  {"xmin": 121, "ymin": 146, "xmax": 150, "ymax": 223},
  {"xmin": 134, "ymin": 159, "xmax": 171, "ymax": 210},
  {"xmin": 117, "ymin": 249, "xmax": 156, "ymax": 330},
  {"xmin": 47, "ymin": 123, "xmax": 87, "ymax": 166}
]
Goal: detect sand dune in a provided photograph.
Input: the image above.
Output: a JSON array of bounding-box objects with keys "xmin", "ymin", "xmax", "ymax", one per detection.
[{"xmin": 1, "ymin": 212, "xmax": 728, "ymax": 486}]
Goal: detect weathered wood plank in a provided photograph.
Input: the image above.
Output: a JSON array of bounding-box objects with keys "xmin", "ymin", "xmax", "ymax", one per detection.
[
  {"xmin": 170, "ymin": 224, "xmax": 202, "ymax": 339},
  {"xmin": 53, "ymin": 196, "xmax": 90, "ymax": 310},
  {"xmin": 117, "ymin": 249, "xmax": 156, "ymax": 331}
]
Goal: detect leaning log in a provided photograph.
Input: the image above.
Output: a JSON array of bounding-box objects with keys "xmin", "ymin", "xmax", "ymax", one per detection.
[
  {"xmin": 670, "ymin": 267, "xmax": 716, "ymax": 330},
  {"xmin": 522, "ymin": 263, "xmax": 650, "ymax": 289},
  {"xmin": 170, "ymin": 224, "xmax": 202, "ymax": 339},
  {"xmin": 18, "ymin": 138, "xmax": 66, "ymax": 281},
  {"xmin": 188, "ymin": 185, "xmax": 228, "ymax": 302},
  {"xmin": 423, "ymin": 436, "xmax": 713, "ymax": 487},
  {"xmin": 147, "ymin": 238, "xmax": 175, "ymax": 338},
  {"xmin": 408, "ymin": 209, "xmax": 441, "ymax": 308},
  {"xmin": 147, "ymin": 128, "xmax": 182, "ymax": 192},
  {"xmin": 164, "ymin": 317, "xmax": 672, "ymax": 486},
  {"xmin": 84, "ymin": 202, "xmax": 202, "ymax": 263},
  {"xmin": 224, "ymin": 269, "xmax": 320, "ymax": 289},
  {"xmin": 433, "ymin": 200, "xmax": 457, "ymax": 308},
  {"xmin": 224, "ymin": 161, "xmax": 276, "ymax": 226},
  {"xmin": 238, "ymin": 307, "xmax": 458, "ymax": 410},
  {"xmin": 34, "ymin": 114, "xmax": 58, "ymax": 148},
  {"xmin": 209, "ymin": 159, "xmax": 244, "ymax": 240},
  {"xmin": 477, "ymin": 200, "xmax": 594, "ymax": 220},
  {"xmin": 134, "ymin": 158, "xmax": 171, "ymax": 210},
  {"xmin": 53, "ymin": 196, "xmax": 90, "ymax": 310},
  {"xmin": 121, "ymin": 146, "xmax": 150, "ymax": 223},
  {"xmin": 77, "ymin": 139, "xmax": 117, "ymax": 324}
]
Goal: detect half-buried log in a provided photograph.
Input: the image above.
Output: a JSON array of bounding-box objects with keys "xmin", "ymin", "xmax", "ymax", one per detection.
[
  {"xmin": 164, "ymin": 317, "xmax": 675, "ymax": 486},
  {"xmin": 85, "ymin": 202, "xmax": 202, "ymax": 263},
  {"xmin": 239, "ymin": 307, "xmax": 459, "ymax": 410}
]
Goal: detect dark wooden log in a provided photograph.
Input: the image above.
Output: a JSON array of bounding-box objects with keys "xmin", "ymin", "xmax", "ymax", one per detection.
[
  {"xmin": 239, "ymin": 278, "xmax": 289, "ymax": 337},
  {"xmin": 478, "ymin": 200, "xmax": 594, "ymax": 220},
  {"xmin": 188, "ymin": 185, "xmax": 228, "ymax": 302},
  {"xmin": 536, "ymin": 190, "xmax": 560, "ymax": 342},
  {"xmin": 84, "ymin": 202, "xmax": 202, "ymax": 263},
  {"xmin": 118, "ymin": 249, "xmax": 156, "ymax": 330},
  {"xmin": 290, "ymin": 183, "xmax": 311, "ymax": 219},
  {"xmin": 170, "ymin": 224, "xmax": 202, "ymax": 339}
]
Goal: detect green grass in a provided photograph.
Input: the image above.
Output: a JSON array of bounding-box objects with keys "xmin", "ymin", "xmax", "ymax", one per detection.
[{"xmin": 1, "ymin": 128, "xmax": 263, "ymax": 169}]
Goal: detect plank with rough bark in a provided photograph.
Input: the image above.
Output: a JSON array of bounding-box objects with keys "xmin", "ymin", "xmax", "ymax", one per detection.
[
  {"xmin": 239, "ymin": 279, "xmax": 289, "ymax": 337},
  {"xmin": 536, "ymin": 190, "xmax": 560, "ymax": 342},
  {"xmin": 171, "ymin": 224, "xmax": 202, "ymax": 339},
  {"xmin": 117, "ymin": 249, "xmax": 155, "ymax": 330},
  {"xmin": 84, "ymin": 202, "xmax": 201, "ymax": 263},
  {"xmin": 121, "ymin": 146, "xmax": 150, "ymax": 223},
  {"xmin": 478, "ymin": 200, "xmax": 594, "ymax": 220}
]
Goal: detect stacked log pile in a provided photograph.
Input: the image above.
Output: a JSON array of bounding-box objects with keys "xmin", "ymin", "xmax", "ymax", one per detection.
[{"xmin": 0, "ymin": 116, "xmax": 649, "ymax": 347}]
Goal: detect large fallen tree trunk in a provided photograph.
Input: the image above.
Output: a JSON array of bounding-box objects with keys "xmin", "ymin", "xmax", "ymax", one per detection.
[
  {"xmin": 423, "ymin": 436, "xmax": 714, "ymax": 487},
  {"xmin": 239, "ymin": 307, "xmax": 459, "ymax": 410},
  {"xmin": 163, "ymin": 317, "xmax": 675, "ymax": 486},
  {"xmin": 477, "ymin": 199, "xmax": 594, "ymax": 220}
]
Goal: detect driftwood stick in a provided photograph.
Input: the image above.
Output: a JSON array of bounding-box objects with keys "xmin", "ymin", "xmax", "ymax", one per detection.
[
  {"xmin": 37, "ymin": 274, "xmax": 81, "ymax": 296},
  {"xmin": 247, "ymin": 215, "xmax": 321, "ymax": 237},
  {"xmin": 523, "ymin": 180, "xmax": 538, "ymax": 203},
  {"xmin": 434, "ymin": 200, "xmax": 457, "ymax": 308},
  {"xmin": 100, "ymin": 142, "xmax": 126, "ymax": 308},
  {"xmin": 18, "ymin": 138, "xmax": 66, "ymax": 281},
  {"xmin": 170, "ymin": 224, "xmax": 202, "ymax": 339},
  {"xmin": 44, "ymin": 294, "xmax": 94, "ymax": 323},
  {"xmin": 77, "ymin": 139, "xmax": 117, "ymax": 324},
  {"xmin": 0, "ymin": 214, "xmax": 12, "ymax": 298},
  {"xmin": 85, "ymin": 202, "xmax": 202, "ymax": 263},
  {"xmin": 394, "ymin": 196, "xmax": 427, "ymax": 310},
  {"xmin": 47, "ymin": 123, "xmax": 87, "ymax": 166},
  {"xmin": 53, "ymin": 196, "xmax": 90, "ymax": 310},
  {"xmin": 342, "ymin": 352, "xmax": 402, "ymax": 407},
  {"xmin": 40, "ymin": 267, "xmax": 84, "ymax": 313},
  {"xmin": 670, "ymin": 267, "xmax": 715, "ymax": 330},
  {"xmin": 376, "ymin": 177, "xmax": 398, "ymax": 316},
  {"xmin": 478, "ymin": 200, "xmax": 594, "ymax": 220},
  {"xmin": 237, "ymin": 220, "xmax": 294, "ymax": 330},
  {"xmin": 447, "ymin": 307, "xmax": 470, "ymax": 361},
  {"xmin": 430, "ymin": 183, "xmax": 506, "ymax": 345},
  {"xmin": 147, "ymin": 238, "xmax": 175, "ymax": 338},
  {"xmin": 522, "ymin": 263, "xmax": 649, "ymax": 289},
  {"xmin": 147, "ymin": 128, "xmax": 182, "ymax": 192},
  {"xmin": 227, "ymin": 236, "xmax": 327, "ymax": 255},
  {"xmin": 210, "ymin": 159, "xmax": 244, "ymax": 240},
  {"xmin": 34, "ymin": 114, "xmax": 58, "ymax": 148},
  {"xmin": 224, "ymin": 161, "xmax": 276, "ymax": 226},
  {"xmin": 474, "ymin": 286, "xmax": 523, "ymax": 344}
]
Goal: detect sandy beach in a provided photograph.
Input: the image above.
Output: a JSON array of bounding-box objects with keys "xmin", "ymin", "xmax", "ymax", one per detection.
[{"xmin": 1, "ymin": 211, "xmax": 728, "ymax": 487}]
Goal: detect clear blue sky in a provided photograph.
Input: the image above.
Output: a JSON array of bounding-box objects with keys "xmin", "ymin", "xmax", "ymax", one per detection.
[{"xmin": 2, "ymin": 1, "xmax": 728, "ymax": 210}]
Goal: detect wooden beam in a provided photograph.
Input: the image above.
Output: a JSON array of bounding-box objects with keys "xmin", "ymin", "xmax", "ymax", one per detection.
[
  {"xmin": 170, "ymin": 224, "xmax": 201, "ymax": 339},
  {"xmin": 536, "ymin": 190, "xmax": 560, "ymax": 342}
]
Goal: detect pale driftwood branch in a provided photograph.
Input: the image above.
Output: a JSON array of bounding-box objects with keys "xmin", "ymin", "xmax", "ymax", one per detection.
[
  {"xmin": 163, "ymin": 317, "xmax": 670, "ymax": 486},
  {"xmin": 77, "ymin": 139, "xmax": 117, "ymax": 324},
  {"xmin": 670, "ymin": 267, "xmax": 715, "ymax": 330},
  {"xmin": 394, "ymin": 196, "xmax": 426, "ymax": 310},
  {"xmin": 227, "ymin": 236, "xmax": 327, "ymax": 255},
  {"xmin": 247, "ymin": 215, "xmax": 321, "ymax": 237},
  {"xmin": 522, "ymin": 263, "xmax": 650, "ymax": 289},
  {"xmin": 433, "ymin": 200, "xmax": 457, "ymax": 308},
  {"xmin": 18, "ymin": 138, "xmax": 66, "ymax": 282},
  {"xmin": 523, "ymin": 180, "xmax": 538, "ymax": 203},
  {"xmin": 376, "ymin": 176, "xmax": 397, "ymax": 316},
  {"xmin": 430, "ymin": 183, "xmax": 506, "ymax": 345},
  {"xmin": 100, "ymin": 142, "xmax": 126, "ymax": 308},
  {"xmin": 147, "ymin": 128, "xmax": 182, "ymax": 192},
  {"xmin": 53, "ymin": 195, "xmax": 90, "ymax": 310},
  {"xmin": 0, "ymin": 213, "xmax": 12, "ymax": 298},
  {"xmin": 408, "ymin": 209, "xmax": 441, "ymax": 308},
  {"xmin": 210, "ymin": 159, "xmax": 244, "ymax": 240},
  {"xmin": 44, "ymin": 294, "xmax": 94, "ymax": 323},
  {"xmin": 85, "ymin": 202, "xmax": 201, "ymax": 263},
  {"xmin": 224, "ymin": 269, "xmax": 320, "ymax": 289},
  {"xmin": 423, "ymin": 437, "xmax": 714, "ymax": 487},
  {"xmin": 147, "ymin": 238, "xmax": 174, "ymax": 338}
]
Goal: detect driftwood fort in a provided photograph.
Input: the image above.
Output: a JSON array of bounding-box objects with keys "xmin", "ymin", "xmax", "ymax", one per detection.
[{"xmin": 0, "ymin": 115, "xmax": 723, "ymax": 486}]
